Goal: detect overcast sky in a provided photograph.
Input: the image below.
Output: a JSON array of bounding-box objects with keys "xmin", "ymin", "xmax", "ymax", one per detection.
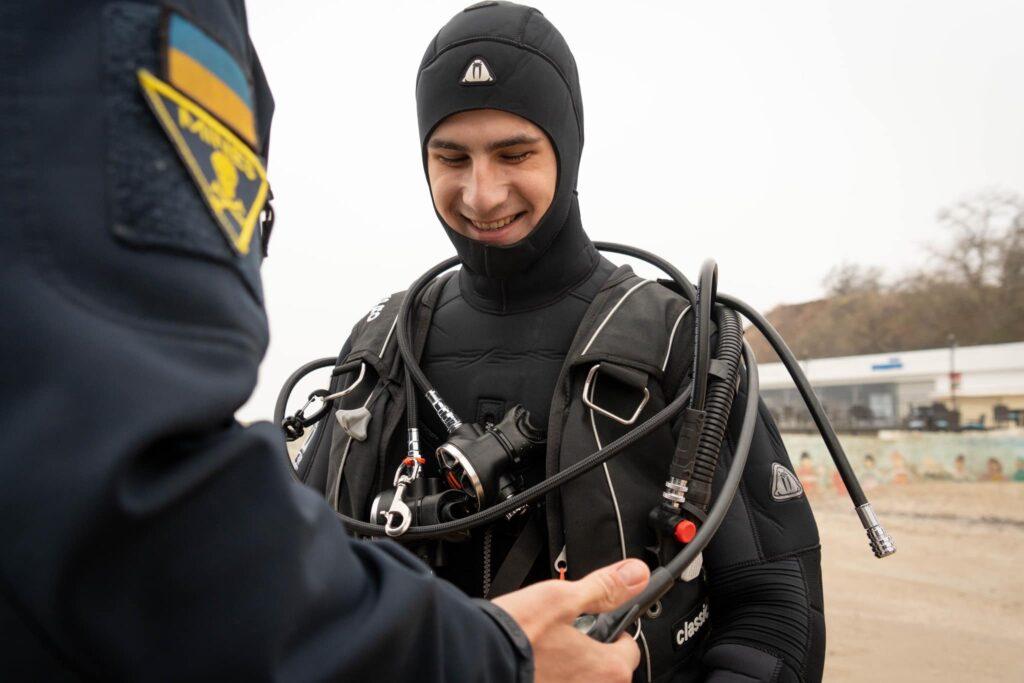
[{"xmin": 240, "ymin": 0, "xmax": 1024, "ymax": 421}]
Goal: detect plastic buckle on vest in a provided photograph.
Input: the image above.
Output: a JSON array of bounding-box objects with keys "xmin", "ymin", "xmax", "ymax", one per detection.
[
  {"xmin": 582, "ymin": 363, "xmax": 650, "ymax": 426},
  {"xmin": 324, "ymin": 362, "xmax": 367, "ymax": 401}
]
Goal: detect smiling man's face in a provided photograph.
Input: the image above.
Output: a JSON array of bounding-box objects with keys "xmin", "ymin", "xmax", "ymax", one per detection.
[{"xmin": 427, "ymin": 109, "xmax": 557, "ymax": 246}]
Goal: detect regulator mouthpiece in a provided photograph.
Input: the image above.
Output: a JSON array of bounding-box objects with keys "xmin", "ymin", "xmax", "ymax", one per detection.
[{"xmin": 857, "ymin": 503, "xmax": 896, "ymax": 558}]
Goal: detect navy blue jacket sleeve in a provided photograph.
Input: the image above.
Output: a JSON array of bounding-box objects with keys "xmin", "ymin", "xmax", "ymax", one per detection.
[{"xmin": 0, "ymin": 2, "xmax": 531, "ymax": 680}]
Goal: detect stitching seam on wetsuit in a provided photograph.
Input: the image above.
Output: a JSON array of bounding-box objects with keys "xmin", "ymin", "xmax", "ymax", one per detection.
[{"xmin": 710, "ymin": 544, "xmax": 823, "ymax": 573}]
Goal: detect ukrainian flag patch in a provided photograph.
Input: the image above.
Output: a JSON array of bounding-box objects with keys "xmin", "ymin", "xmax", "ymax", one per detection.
[
  {"xmin": 164, "ymin": 12, "xmax": 258, "ymax": 148},
  {"xmin": 137, "ymin": 68, "xmax": 268, "ymax": 256}
]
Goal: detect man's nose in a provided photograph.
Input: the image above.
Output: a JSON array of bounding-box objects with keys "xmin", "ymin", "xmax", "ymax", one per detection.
[{"xmin": 463, "ymin": 160, "xmax": 508, "ymax": 215}]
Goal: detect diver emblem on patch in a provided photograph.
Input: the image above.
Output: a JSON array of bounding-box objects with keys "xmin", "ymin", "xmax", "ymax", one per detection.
[
  {"xmin": 771, "ymin": 462, "xmax": 805, "ymax": 501},
  {"xmin": 136, "ymin": 69, "xmax": 268, "ymax": 256}
]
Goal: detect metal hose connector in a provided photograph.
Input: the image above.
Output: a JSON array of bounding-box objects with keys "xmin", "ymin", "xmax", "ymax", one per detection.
[
  {"xmin": 427, "ymin": 390, "xmax": 462, "ymax": 433},
  {"xmin": 662, "ymin": 477, "xmax": 688, "ymax": 507},
  {"xmin": 857, "ymin": 503, "xmax": 897, "ymax": 558}
]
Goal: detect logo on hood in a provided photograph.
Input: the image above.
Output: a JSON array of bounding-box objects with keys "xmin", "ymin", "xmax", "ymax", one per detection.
[{"xmin": 461, "ymin": 57, "xmax": 495, "ymax": 85}]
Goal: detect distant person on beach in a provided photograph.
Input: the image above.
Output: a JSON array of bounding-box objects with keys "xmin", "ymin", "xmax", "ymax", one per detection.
[
  {"xmin": 920, "ymin": 456, "xmax": 951, "ymax": 481},
  {"xmin": 1014, "ymin": 458, "xmax": 1024, "ymax": 482},
  {"xmin": 797, "ymin": 451, "xmax": 821, "ymax": 494},
  {"xmin": 980, "ymin": 458, "xmax": 1007, "ymax": 482},
  {"xmin": 889, "ymin": 451, "xmax": 911, "ymax": 485},
  {"xmin": 950, "ymin": 453, "xmax": 973, "ymax": 482},
  {"xmin": 860, "ymin": 453, "xmax": 883, "ymax": 489},
  {"xmin": 830, "ymin": 468, "xmax": 847, "ymax": 496}
]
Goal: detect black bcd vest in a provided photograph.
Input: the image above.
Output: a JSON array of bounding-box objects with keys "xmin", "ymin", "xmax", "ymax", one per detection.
[{"xmin": 296, "ymin": 266, "xmax": 715, "ymax": 682}]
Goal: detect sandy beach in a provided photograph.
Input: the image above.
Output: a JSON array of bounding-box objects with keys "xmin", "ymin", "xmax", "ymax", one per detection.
[{"xmin": 814, "ymin": 482, "xmax": 1024, "ymax": 681}]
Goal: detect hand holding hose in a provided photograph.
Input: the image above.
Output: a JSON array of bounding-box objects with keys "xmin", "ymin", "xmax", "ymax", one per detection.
[{"xmin": 493, "ymin": 559, "xmax": 651, "ymax": 683}]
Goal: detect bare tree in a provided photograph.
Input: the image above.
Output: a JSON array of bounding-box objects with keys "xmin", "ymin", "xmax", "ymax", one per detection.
[
  {"xmin": 822, "ymin": 262, "xmax": 884, "ymax": 296},
  {"xmin": 934, "ymin": 188, "xmax": 1023, "ymax": 288},
  {"xmin": 750, "ymin": 188, "xmax": 1024, "ymax": 364}
]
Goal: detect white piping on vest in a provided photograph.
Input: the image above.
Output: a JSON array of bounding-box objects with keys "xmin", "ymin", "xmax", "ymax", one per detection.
[
  {"xmin": 589, "ymin": 377, "xmax": 627, "ymax": 559},
  {"xmin": 337, "ymin": 316, "xmax": 399, "ymax": 498},
  {"xmin": 663, "ymin": 306, "xmax": 690, "ymax": 372},
  {"xmin": 638, "ymin": 628, "xmax": 653, "ymax": 682},
  {"xmin": 580, "ymin": 280, "xmax": 652, "ymax": 356},
  {"xmin": 589, "ymin": 376, "xmax": 652, "ymax": 683}
]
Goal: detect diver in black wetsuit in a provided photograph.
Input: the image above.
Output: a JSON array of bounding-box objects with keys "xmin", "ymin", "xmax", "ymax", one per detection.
[{"xmin": 308, "ymin": 2, "xmax": 827, "ymax": 681}]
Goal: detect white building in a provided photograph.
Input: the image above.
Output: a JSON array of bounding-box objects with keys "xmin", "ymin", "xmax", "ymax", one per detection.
[{"xmin": 758, "ymin": 341, "xmax": 1024, "ymax": 430}]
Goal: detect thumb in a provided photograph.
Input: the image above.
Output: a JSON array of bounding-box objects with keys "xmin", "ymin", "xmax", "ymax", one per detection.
[{"xmin": 566, "ymin": 559, "xmax": 650, "ymax": 618}]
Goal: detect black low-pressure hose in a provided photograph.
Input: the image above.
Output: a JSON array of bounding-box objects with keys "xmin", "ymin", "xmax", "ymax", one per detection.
[
  {"xmin": 691, "ymin": 260, "xmax": 718, "ymax": 411},
  {"xmin": 273, "ymin": 356, "xmax": 336, "ymax": 428},
  {"xmin": 593, "ymin": 242, "xmax": 696, "ymax": 305},
  {"xmin": 338, "ymin": 382, "xmax": 693, "ymax": 539},
  {"xmin": 717, "ymin": 292, "xmax": 895, "ymax": 558},
  {"xmin": 687, "ymin": 306, "xmax": 742, "ymax": 511},
  {"xmin": 717, "ymin": 293, "xmax": 866, "ymax": 507},
  {"xmin": 396, "ymin": 256, "xmax": 460, "ymax": 398},
  {"xmin": 405, "ymin": 366, "xmax": 417, "ymax": 438}
]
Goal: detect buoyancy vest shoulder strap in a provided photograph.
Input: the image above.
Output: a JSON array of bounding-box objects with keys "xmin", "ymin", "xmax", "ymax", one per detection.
[
  {"xmin": 543, "ymin": 264, "xmax": 694, "ymax": 574},
  {"xmin": 339, "ymin": 272, "xmax": 456, "ymax": 374},
  {"xmin": 327, "ymin": 273, "xmax": 455, "ymax": 516},
  {"xmin": 571, "ymin": 265, "xmax": 692, "ymax": 380}
]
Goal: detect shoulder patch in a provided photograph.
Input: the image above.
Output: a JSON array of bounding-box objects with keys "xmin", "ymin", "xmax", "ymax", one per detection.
[
  {"xmin": 136, "ymin": 69, "xmax": 269, "ymax": 256},
  {"xmin": 771, "ymin": 462, "xmax": 805, "ymax": 501}
]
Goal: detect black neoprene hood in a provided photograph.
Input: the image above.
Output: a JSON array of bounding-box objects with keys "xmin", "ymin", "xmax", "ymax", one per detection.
[{"xmin": 416, "ymin": 1, "xmax": 585, "ymax": 278}]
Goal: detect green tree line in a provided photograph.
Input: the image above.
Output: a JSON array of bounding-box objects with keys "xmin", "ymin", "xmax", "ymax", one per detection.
[{"xmin": 749, "ymin": 189, "xmax": 1024, "ymax": 363}]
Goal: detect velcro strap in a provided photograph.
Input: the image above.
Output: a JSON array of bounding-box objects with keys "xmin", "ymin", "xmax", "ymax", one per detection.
[{"xmin": 488, "ymin": 514, "xmax": 545, "ymax": 597}]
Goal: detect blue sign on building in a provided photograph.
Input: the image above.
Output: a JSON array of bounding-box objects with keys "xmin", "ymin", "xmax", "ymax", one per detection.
[{"xmin": 871, "ymin": 357, "xmax": 903, "ymax": 371}]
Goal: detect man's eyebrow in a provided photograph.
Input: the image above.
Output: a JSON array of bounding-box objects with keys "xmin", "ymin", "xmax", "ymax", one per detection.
[
  {"xmin": 428, "ymin": 139, "xmax": 469, "ymax": 152},
  {"xmin": 487, "ymin": 134, "xmax": 541, "ymax": 151},
  {"xmin": 427, "ymin": 134, "xmax": 542, "ymax": 153}
]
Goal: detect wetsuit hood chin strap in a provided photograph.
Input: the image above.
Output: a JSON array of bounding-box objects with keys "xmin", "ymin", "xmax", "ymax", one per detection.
[
  {"xmin": 456, "ymin": 197, "xmax": 600, "ymax": 313},
  {"xmin": 441, "ymin": 187, "xmax": 574, "ymax": 280}
]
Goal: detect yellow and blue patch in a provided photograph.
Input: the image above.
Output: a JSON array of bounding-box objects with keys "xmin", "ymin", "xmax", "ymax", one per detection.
[
  {"xmin": 137, "ymin": 68, "xmax": 268, "ymax": 256},
  {"xmin": 163, "ymin": 12, "xmax": 258, "ymax": 148}
]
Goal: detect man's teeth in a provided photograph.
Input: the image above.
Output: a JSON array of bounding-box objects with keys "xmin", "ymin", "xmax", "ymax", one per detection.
[{"xmin": 470, "ymin": 214, "xmax": 518, "ymax": 230}]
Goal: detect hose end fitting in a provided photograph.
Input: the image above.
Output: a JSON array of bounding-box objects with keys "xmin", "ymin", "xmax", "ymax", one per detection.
[
  {"xmin": 857, "ymin": 503, "xmax": 896, "ymax": 558},
  {"xmin": 426, "ymin": 390, "xmax": 462, "ymax": 433}
]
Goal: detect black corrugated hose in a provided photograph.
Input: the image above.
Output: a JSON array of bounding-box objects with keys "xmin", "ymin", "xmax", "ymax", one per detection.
[{"xmin": 686, "ymin": 306, "xmax": 743, "ymax": 511}]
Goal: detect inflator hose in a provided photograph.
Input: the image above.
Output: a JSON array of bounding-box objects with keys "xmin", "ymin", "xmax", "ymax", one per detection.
[
  {"xmin": 717, "ymin": 293, "xmax": 867, "ymax": 508},
  {"xmin": 691, "ymin": 260, "xmax": 718, "ymax": 411},
  {"xmin": 687, "ymin": 306, "xmax": 742, "ymax": 511}
]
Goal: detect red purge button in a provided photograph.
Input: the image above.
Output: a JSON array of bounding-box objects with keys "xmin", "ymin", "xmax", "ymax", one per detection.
[{"xmin": 674, "ymin": 519, "xmax": 697, "ymax": 544}]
